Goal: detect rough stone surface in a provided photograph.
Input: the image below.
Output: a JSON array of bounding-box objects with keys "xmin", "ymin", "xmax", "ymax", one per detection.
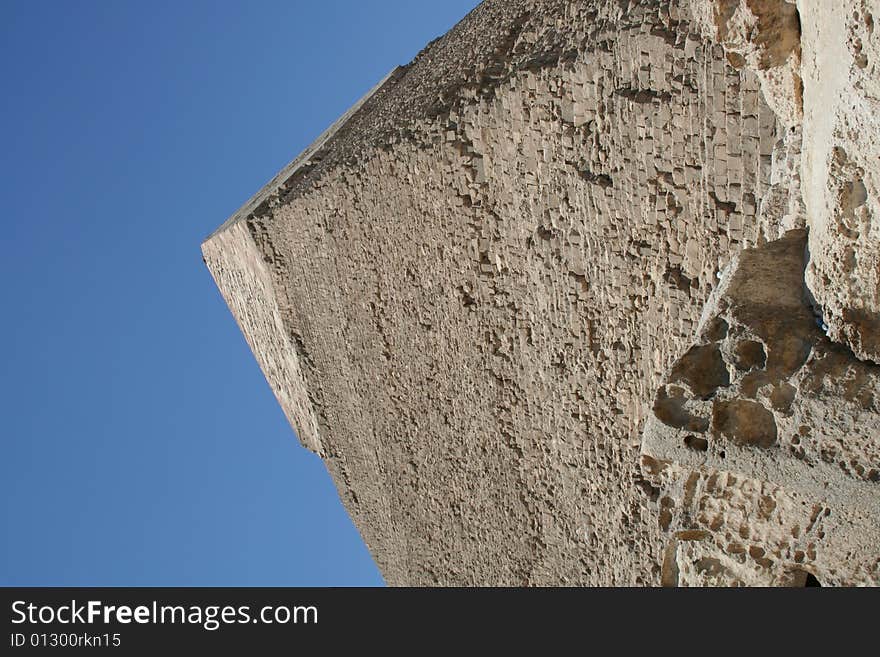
[
  {"xmin": 799, "ymin": 0, "xmax": 880, "ymax": 363},
  {"xmin": 203, "ymin": 0, "xmax": 879, "ymax": 585},
  {"xmin": 690, "ymin": 0, "xmax": 803, "ymax": 128},
  {"xmin": 643, "ymin": 230, "xmax": 880, "ymax": 585}
]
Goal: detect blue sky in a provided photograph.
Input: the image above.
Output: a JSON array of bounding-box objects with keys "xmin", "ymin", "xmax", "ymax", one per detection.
[{"xmin": 0, "ymin": 0, "xmax": 480, "ymax": 586}]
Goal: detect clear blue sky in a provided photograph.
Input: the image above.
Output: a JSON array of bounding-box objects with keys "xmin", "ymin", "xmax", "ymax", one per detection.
[{"xmin": 0, "ymin": 0, "xmax": 480, "ymax": 586}]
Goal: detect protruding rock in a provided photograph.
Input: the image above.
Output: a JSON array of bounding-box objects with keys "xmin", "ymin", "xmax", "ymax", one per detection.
[
  {"xmin": 690, "ymin": 0, "xmax": 803, "ymax": 127},
  {"xmin": 799, "ymin": 0, "xmax": 880, "ymax": 363},
  {"xmin": 643, "ymin": 230, "xmax": 880, "ymax": 585}
]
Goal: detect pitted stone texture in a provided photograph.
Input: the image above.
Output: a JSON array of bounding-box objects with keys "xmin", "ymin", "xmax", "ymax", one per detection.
[
  {"xmin": 648, "ymin": 459, "xmax": 879, "ymax": 586},
  {"xmin": 642, "ymin": 231, "xmax": 880, "ymax": 585},
  {"xmin": 687, "ymin": 1, "xmax": 807, "ymax": 245},
  {"xmin": 799, "ymin": 0, "xmax": 880, "ymax": 363},
  {"xmin": 689, "ymin": 0, "xmax": 802, "ymax": 127}
]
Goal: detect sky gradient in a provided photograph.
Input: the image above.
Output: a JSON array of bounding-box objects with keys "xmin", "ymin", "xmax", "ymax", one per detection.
[{"xmin": 1, "ymin": 0, "xmax": 480, "ymax": 586}]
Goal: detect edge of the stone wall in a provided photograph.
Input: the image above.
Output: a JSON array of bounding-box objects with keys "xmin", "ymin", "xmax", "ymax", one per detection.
[
  {"xmin": 203, "ymin": 65, "xmax": 406, "ymax": 244},
  {"xmin": 200, "ymin": 66, "xmax": 410, "ymax": 455},
  {"xmin": 202, "ymin": 221, "xmax": 325, "ymax": 454}
]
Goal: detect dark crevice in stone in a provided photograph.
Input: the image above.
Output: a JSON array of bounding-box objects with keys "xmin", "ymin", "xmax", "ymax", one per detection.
[
  {"xmin": 712, "ymin": 399, "xmax": 778, "ymax": 448},
  {"xmin": 669, "ymin": 344, "xmax": 730, "ymax": 399}
]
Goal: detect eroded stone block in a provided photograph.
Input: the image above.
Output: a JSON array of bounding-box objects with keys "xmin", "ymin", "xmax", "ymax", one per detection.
[{"xmin": 642, "ymin": 231, "xmax": 880, "ymax": 585}]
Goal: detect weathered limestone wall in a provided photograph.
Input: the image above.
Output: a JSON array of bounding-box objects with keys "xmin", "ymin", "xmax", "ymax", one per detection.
[
  {"xmin": 640, "ymin": 0, "xmax": 880, "ymax": 586},
  {"xmin": 642, "ymin": 231, "xmax": 880, "ymax": 586},
  {"xmin": 799, "ymin": 0, "xmax": 880, "ymax": 363},
  {"xmin": 203, "ymin": 0, "xmax": 879, "ymax": 585},
  {"xmin": 202, "ymin": 222, "xmax": 323, "ymax": 455}
]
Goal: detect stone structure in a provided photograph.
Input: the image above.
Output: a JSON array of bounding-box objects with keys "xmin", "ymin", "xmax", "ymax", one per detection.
[{"xmin": 203, "ymin": 0, "xmax": 879, "ymax": 585}]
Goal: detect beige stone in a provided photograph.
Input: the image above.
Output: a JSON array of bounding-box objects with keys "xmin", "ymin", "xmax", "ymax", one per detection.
[
  {"xmin": 799, "ymin": 0, "xmax": 880, "ymax": 363},
  {"xmin": 642, "ymin": 230, "xmax": 880, "ymax": 586},
  {"xmin": 203, "ymin": 0, "xmax": 879, "ymax": 585},
  {"xmin": 690, "ymin": 0, "xmax": 803, "ymax": 127}
]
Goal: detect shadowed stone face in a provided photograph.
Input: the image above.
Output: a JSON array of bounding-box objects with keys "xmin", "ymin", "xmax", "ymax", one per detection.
[
  {"xmin": 712, "ymin": 399, "xmax": 777, "ymax": 447},
  {"xmin": 204, "ymin": 0, "xmax": 880, "ymax": 586},
  {"xmin": 670, "ymin": 344, "xmax": 730, "ymax": 399}
]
